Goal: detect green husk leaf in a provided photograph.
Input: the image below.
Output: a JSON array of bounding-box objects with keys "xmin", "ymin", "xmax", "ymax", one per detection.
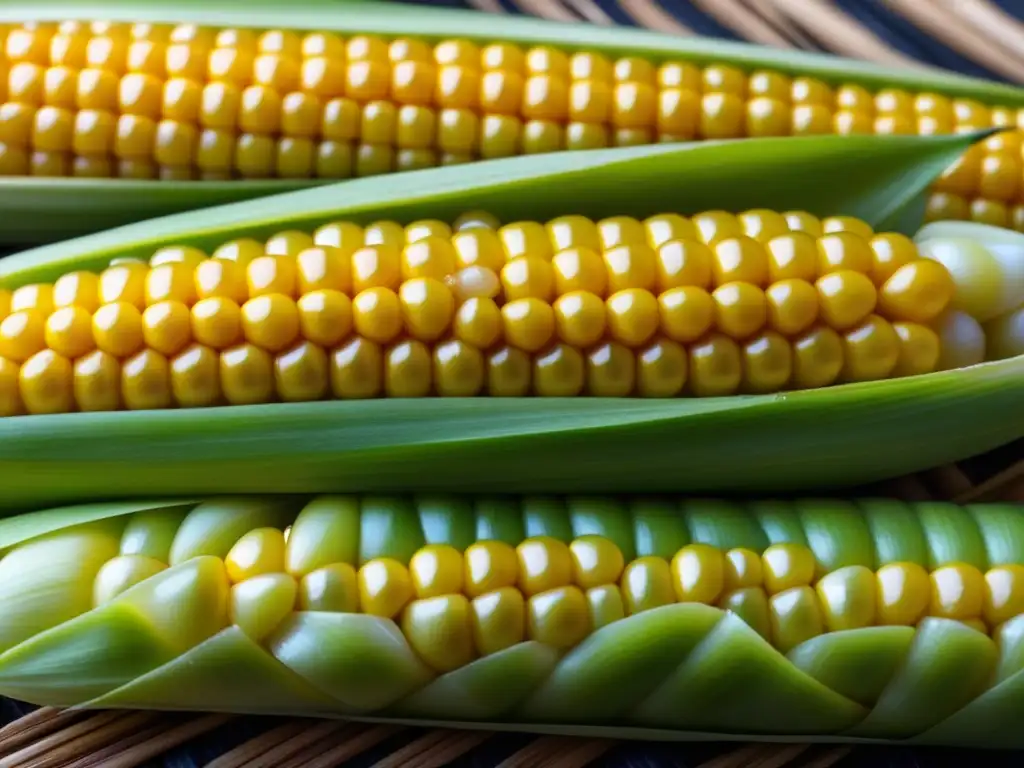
[
  {"xmin": 85, "ymin": 626, "xmax": 344, "ymax": 715},
  {"xmin": 0, "ymin": 1, "xmax": 1010, "ymax": 243},
  {"xmin": 0, "ymin": 357, "xmax": 1019, "ymax": 506},
  {"xmin": 0, "ymin": 500, "xmax": 196, "ymax": 551},
  {"xmin": 390, "ymin": 642, "xmax": 559, "ymax": 721},
  {"xmin": 846, "ymin": 618, "xmax": 998, "ymax": 738},
  {"xmin": 787, "ymin": 627, "xmax": 916, "ymax": 708},
  {"xmin": 0, "ymin": 133, "xmax": 980, "ymax": 285},
  {"xmin": 633, "ymin": 612, "xmax": 867, "ymax": 734},
  {"xmin": 265, "ymin": 612, "xmax": 435, "ymax": 712},
  {"xmin": 518, "ymin": 604, "xmax": 723, "ymax": 723}
]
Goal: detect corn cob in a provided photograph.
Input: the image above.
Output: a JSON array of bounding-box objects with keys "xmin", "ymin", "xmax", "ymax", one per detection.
[
  {"xmin": 0, "ymin": 207, "xmax": 1017, "ymax": 415},
  {"xmin": 0, "ymin": 494, "xmax": 1019, "ymax": 748},
  {"xmin": 0, "ymin": 138, "xmax": 1019, "ymax": 507},
  {"xmin": 2, "ymin": 6, "xmax": 1024, "ymax": 235}
]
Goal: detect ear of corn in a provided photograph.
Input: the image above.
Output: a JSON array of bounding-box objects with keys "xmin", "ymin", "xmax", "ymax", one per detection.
[
  {"xmin": 0, "ymin": 135, "xmax": 1022, "ymax": 508},
  {"xmin": 0, "ymin": 1, "xmax": 1022, "ymax": 243},
  {"xmin": 0, "ymin": 494, "xmax": 1020, "ymax": 748}
]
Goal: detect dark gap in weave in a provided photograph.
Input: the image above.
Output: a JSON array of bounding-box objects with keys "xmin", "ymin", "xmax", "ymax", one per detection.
[
  {"xmin": 575, "ymin": 0, "xmax": 635, "ymax": 27},
  {"xmin": 852, "ymin": 0, "xmax": 1006, "ymax": 81},
  {"xmin": 834, "ymin": 745, "xmax": 1024, "ymax": 767},
  {"xmin": 341, "ymin": 728, "xmax": 431, "ymax": 768},
  {"xmin": 829, "ymin": 0, "xmax": 934, "ymax": 62},
  {"xmin": 632, "ymin": 0, "xmax": 742, "ymax": 40},
  {"xmin": 956, "ymin": 438, "xmax": 1024, "ymax": 485},
  {"xmin": 598, "ymin": 739, "xmax": 727, "ymax": 767},
  {"xmin": 986, "ymin": 0, "xmax": 1024, "ymax": 20},
  {"xmin": 160, "ymin": 716, "xmax": 291, "ymax": 768},
  {"xmin": 449, "ymin": 732, "xmax": 537, "ymax": 767}
]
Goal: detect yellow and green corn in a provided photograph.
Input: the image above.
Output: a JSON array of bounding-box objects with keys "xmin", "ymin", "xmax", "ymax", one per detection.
[
  {"xmin": 1, "ymin": 19, "xmax": 1024, "ymax": 228},
  {"xmin": 0, "ymin": 494, "xmax": 1020, "ymax": 747}
]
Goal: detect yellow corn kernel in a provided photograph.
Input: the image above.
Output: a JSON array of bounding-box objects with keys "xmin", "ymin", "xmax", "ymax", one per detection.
[
  {"xmin": 550, "ymin": 291, "xmax": 602, "ymax": 350},
  {"xmin": 225, "ymin": 527, "xmax": 287, "ymax": 583},
  {"xmin": 841, "ymin": 314, "xmax": 900, "ymax": 382},
  {"xmin": 723, "ymin": 548, "xmax": 764, "ymax": 591},
  {"xmin": 501, "ymin": 256, "xmax": 556, "ymax": 303},
  {"xmin": 433, "ymin": 339, "xmax": 484, "ymax": 396},
  {"xmin": 584, "ymin": 340, "xmax": 634, "ymax": 396},
  {"xmin": 552, "ymin": 247, "xmax": 608, "ymax": 297},
  {"xmin": 220, "ymin": 343, "xmax": 274, "ymax": 405},
  {"xmin": 19, "ymin": 349, "xmax": 73, "ymax": 415},
  {"xmin": 741, "ymin": 331, "xmax": 792, "ymax": 394},
  {"xmin": 295, "ymin": 290, "xmax": 351, "ymax": 349},
  {"xmin": 358, "ymin": 557, "xmax": 414, "ymax": 619},
  {"xmin": 527, "ymin": 585, "xmax": 591, "ymax": 649},
  {"xmin": 533, "ymin": 342, "xmax": 584, "ymax": 397},
  {"xmin": 816, "ymin": 232, "xmax": 873, "ymax": 276},
  {"xmin": 52, "ymin": 271, "xmax": 99, "ymax": 313},
  {"xmin": 983, "ymin": 565, "xmax": 1024, "ymax": 627},
  {"xmin": 878, "ymin": 260, "xmax": 955, "ymax": 324},
  {"xmin": 265, "ymin": 230, "xmax": 314, "ymax": 258},
  {"xmin": 712, "ymin": 282, "xmax": 767, "ymax": 340},
  {"xmin": 231, "ymin": 573, "xmax": 298, "ymax": 642},
  {"xmin": 11, "ymin": 284, "xmax": 53, "ymax": 316},
  {"xmin": 501, "ymin": 297, "xmax": 554, "ymax": 353},
  {"xmin": 274, "ymin": 341, "xmax": 329, "ymax": 403},
  {"xmin": 454, "ymin": 297, "xmax": 502, "ymax": 349},
  {"xmin": 815, "ymin": 270, "xmax": 877, "ymax": 330},
  {"xmin": 447, "ymin": 265, "xmax": 500, "ymax": 303},
  {"xmin": 241, "ymin": 294, "xmax": 299, "ymax": 353},
  {"xmin": 868, "ymin": 233, "xmax": 918, "ymax": 286},
  {"xmin": 607, "ymin": 288, "xmax": 659, "ymax": 347},
  {"xmin": 384, "ymin": 339, "xmax": 431, "ymax": 397},
  {"xmin": 192, "ymin": 297, "xmax": 242, "ymax": 350},
  {"xmin": 602, "ymin": 243, "xmax": 656, "ymax": 293},
  {"xmin": 930, "ymin": 562, "xmax": 986, "ymax": 621},
  {"xmin": 657, "ymin": 286, "xmax": 714, "ymax": 344},
  {"xmin": 401, "ymin": 594, "xmax": 476, "ymax": 672},
  {"xmin": 195, "ymin": 259, "xmax": 247, "ymax": 304},
  {"xmin": 587, "ymin": 584, "xmax": 626, "ymax": 630},
  {"xmin": 762, "ymin": 543, "xmax": 816, "ymax": 595},
  {"xmin": 247, "ymin": 255, "xmax": 298, "ymax": 299},
  {"xmin": 464, "ymin": 540, "xmax": 519, "ymax": 598},
  {"xmin": 621, "ymin": 555, "xmax": 675, "ymax": 614},
  {"xmin": 44, "ymin": 306, "xmax": 94, "ymax": 359},
  {"xmin": 671, "ymin": 543, "xmax": 726, "ymax": 604},
  {"xmin": 634, "ymin": 337, "xmax": 686, "ymax": 397},
  {"xmin": 517, "ymin": 536, "xmax": 572, "ymax": 597},
  {"xmin": 892, "ymin": 322, "xmax": 941, "ymax": 377},
  {"xmin": 687, "ymin": 334, "xmax": 740, "ymax": 396},
  {"xmin": 409, "ymin": 544, "xmax": 464, "ymax": 599},
  {"xmin": 352, "ymin": 244, "xmax": 401, "ymax": 292},
  {"xmin": 348, "ymin": 287, "xmax": 398, "ymax": 346},
  {"xmin": 472, "ymin": 587, "xmax": 526, "ymax": 656},
  {"xmin": 569, "ymin": 535, "xmax": 626, "ymax": 590},
  {"xmin": 299, "ymin": 563, "xmax": 360, "ymax": 612},
  {"xmin": 822, "ymin": 216, "xmax": 873, "ymax": 239},
  {"xmin": 0, "ymin": 310, "xmax": 46, "ymax": 363},
  {"xmin": 122, "ymin": 348, "xmax": 172, "ymax": 410},
  {"xmin": 791, "ymin": 326, "xmax": 844, "ymax": 390},
  {"xmin": 771, "ymin": 585, "xmax": 825, "ymax": 653},
  {"xmin": 171, "ymin": 343, "xmax": 221, "ymax": 407},
  {"xmin": 93, "ymin": 554, "xmax": 167, "ymax": 606},
  {"xmin": 73, "ymin": 350, "xmax": 120, "ymax": 412},
  {"xmin": 330, "ymin": 336, "xmax": 383, "ymax": 399},
  {"xmin": 815, "ymin": 564, "xmax": 877, "ymax": 631},
  {"xmin": 720, "ymin": 587, "xmax": 772, "ymax": 639},
  {"xmin": 765, "ymin": 279, "xmax": 818, "ymax": 336},
  {"xmin": 499, "ymin": 221, "xmax": 553, "ymax": 262},
  {"xmin": 0, "ymin": 357, "xmax": 20, "ymax": 416},
  {"xmin": 91, "ymin": 302, "xmax": 144, "ymax": 358}
]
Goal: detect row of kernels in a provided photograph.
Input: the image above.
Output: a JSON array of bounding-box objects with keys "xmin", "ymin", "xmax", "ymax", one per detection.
[
  {"xmin": 933, "ymin": 144, "xmax": 1024, "ymax": 202},
  {"xmin": 926, "ymin": 190, "xmax": 1024, "ymax": 232},
  {"xmin": 0, "ymin": 311, "xmax": 943, "ymax": 415}
]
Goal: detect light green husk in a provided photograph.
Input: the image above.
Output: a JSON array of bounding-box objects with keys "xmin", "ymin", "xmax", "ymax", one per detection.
[
  {"xmin": 0, "ymin": 133, "xmax": 1021, "ymax": 510},
  {"xmin": 0, "ymin": 0, "xmax": 1022, "ymax": 244},
  {"xmin": 0, "ymin": 494, "xmax": 1019, "ymax": 749}
]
